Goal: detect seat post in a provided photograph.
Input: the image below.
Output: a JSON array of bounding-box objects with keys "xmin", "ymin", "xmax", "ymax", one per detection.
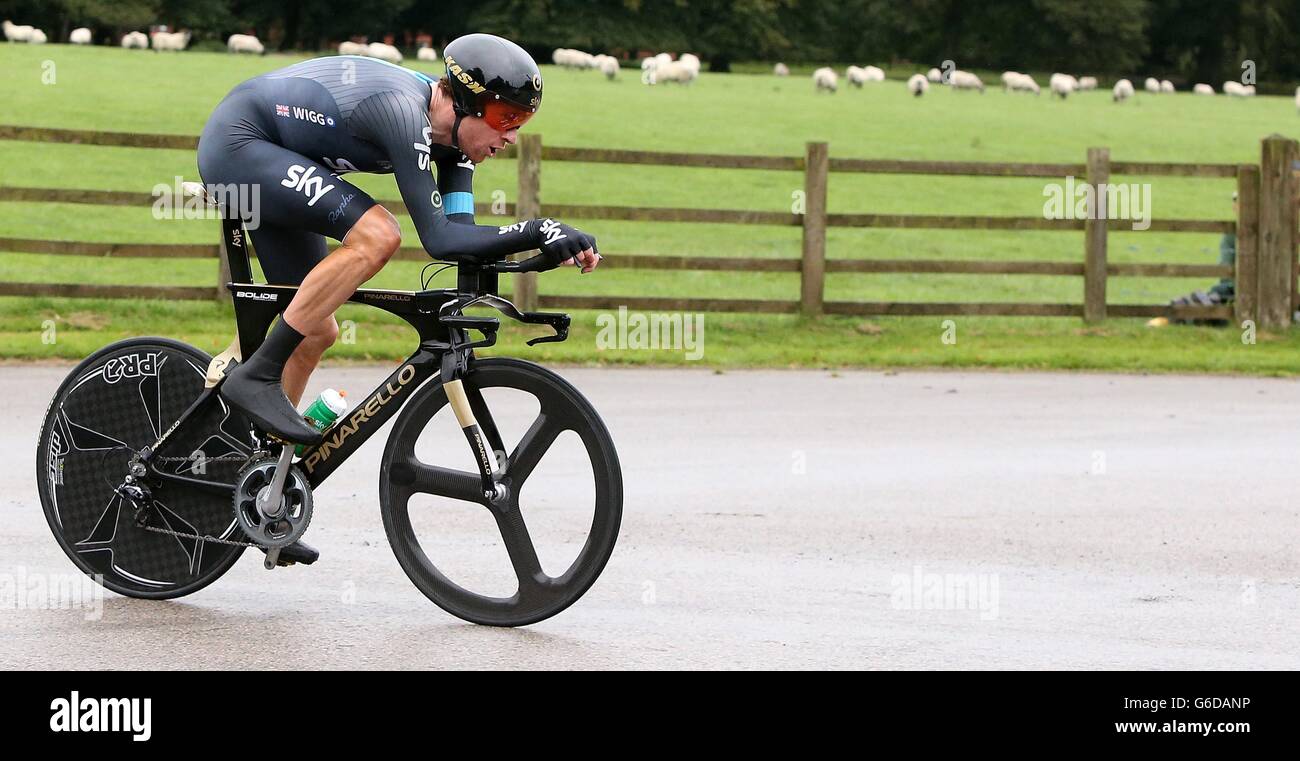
[{"xmin": 221, "ymin": 213, "xmax": 254, "ymax": 286}]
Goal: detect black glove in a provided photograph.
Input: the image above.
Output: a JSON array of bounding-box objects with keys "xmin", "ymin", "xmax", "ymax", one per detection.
[{"xmin": 535, "ymin": 219, "xmax": 597, "ymax": 266}]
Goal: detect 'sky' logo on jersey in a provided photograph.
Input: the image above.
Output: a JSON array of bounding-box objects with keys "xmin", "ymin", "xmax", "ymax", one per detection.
[
  {"xmin": 414, "ymin": 125, "xmax": 433, "ymax": 171},
  {"xmin": 281, "ymin": 164, "xmax": 335, "ymax": 207}
]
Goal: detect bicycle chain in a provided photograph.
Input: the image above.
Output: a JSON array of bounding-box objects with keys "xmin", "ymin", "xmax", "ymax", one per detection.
[
  {"xmin": 139, "ymin": 523, "xmax": 259, "ymax": 547},
  {"xmin": 137, "ymin": 453, "xmax": 263, "ymax": 547}
]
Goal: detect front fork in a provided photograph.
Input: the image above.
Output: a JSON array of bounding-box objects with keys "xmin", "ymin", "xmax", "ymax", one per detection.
[{"xmin": 441, "ymin": 349, "xmax": 507, "ymax": 502}]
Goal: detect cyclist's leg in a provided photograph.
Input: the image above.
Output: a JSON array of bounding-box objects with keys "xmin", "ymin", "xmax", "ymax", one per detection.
[
  {"xmin": 199, "ymin": 134, "xmax": 387, "ymax": 443},
  {"xmin": 245, "ymin": 223, "xmax": 339, "ymax": 406}
]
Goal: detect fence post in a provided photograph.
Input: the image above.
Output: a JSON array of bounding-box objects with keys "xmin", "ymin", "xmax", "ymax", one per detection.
[
  {"xmin": 1235, "ymin": 164, "xmax": 1260, "ymax": 326},
  {"xmin": 514, "ymin": 132, "xmax": 542, "ymax": 312},
  {"xmin": 1258, "ymin": 134, "xmax": 1298, "ymax": 330},
  {"xmin": 800, "ymin": 141, "xmax": 828, "ymax": 316},
  {"xmin": 1083, "ymin": 146, "xmax": 1109, "ymax": 323}
]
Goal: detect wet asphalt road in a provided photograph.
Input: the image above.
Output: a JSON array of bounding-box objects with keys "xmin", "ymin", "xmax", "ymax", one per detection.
[{"xmin": 3, "ymin": 363, "xmax": 1299, "ymax": 669}]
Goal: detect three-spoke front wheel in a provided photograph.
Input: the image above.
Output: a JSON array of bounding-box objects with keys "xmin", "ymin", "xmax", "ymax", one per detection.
[{"xmin": 380, "ymin": 358, "xmax": 622, "ymax": 627}]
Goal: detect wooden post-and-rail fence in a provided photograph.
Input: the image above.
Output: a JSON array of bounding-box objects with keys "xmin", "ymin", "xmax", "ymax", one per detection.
[{"xmin": 0, "ymin": 124, "xmax": 1296, "ymax": 327}]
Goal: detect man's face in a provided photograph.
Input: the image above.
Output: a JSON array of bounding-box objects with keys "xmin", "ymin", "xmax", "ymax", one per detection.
[{"xmin": 459, "ymin": 117, "xmax": 518, "ymax": 163}]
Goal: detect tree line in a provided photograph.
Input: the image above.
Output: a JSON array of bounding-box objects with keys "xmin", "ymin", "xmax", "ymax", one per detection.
[{"xmin": 7, "ymin": 0, "xmax": 1298, "ymax": 87}]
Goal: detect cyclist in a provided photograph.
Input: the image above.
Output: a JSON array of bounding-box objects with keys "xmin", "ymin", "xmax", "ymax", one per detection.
[{"xmin": 198, "ymin": 34, "xmax": 599, "ymax": 564}]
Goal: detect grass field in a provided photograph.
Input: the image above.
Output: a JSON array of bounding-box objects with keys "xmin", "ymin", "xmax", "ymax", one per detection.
[{"xmin": 3, "ymin": 44, "xmax": 1300, "ymax": 372}]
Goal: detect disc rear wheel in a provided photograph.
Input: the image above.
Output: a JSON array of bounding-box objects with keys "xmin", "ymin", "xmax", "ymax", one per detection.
[{"xmin": 36, "ymin": 337, "xmax": 253, "ymax": 599}]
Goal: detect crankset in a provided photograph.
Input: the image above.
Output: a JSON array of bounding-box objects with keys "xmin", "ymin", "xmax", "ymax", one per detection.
[{"xmin": 233, "ymin": 446, "xmax": 314, "ymax": 568}]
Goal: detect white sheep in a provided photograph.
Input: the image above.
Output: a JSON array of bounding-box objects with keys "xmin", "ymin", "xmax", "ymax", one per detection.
[
  {"xmin": 907, "ymin": 73, "xmax": 929, "ymax": 97},
  {"xmin": 150, "ymin": 29, "xmax": 191, "ymax": 52},
  {"xmin": 1077, "ymin": 76, "xmax": 1098, "ymax": 90},
  {"xmin": 367, "ymin": 41, "xmax": 402, "ymax": 64},
  {"xmin": 678, "ymin": 53, "xmax": 700, "ymax": 75},
  {"xmin": 813, "ymin": 67, "xmax": 837, "ymax": 93},
  {"xmin": 950, "ymin": 70, "xmax": 984, "ymax": 92},
  {"xmin": 1160, "ymin": 79, "xmax": 1175, "ymax": 93},
  {"xmin": 863, "ymin": 65, "xmax": 885, "ymax": 82},
  {"xmin": 926, "ymin": 67, "xmax": 942, "ymax": 83},
  {"xmin": 1003, "ymin": 72, "xmax": 1040, "ymax": 95},
  {"xmin": 3, "ymin": 20, "xmax": 33, "ymax": 42},
  {"xmin": 121, "ymin": 30, "xmax": 148, "ymax": 49},
  {"xmin": 773, "ymin": 62, "xmax": 789, "ymax": 76},
  {"xmin": 1049, "ymin": 73, "xmax": 1078, "ymax": 99},
  {"xmin": 338, "ymin": 40, "xmax": 366, "ymax": 56},
  {"xmin": 643, "ymin": 59, "xmax": 694, "ymax": 85},
  {"xmin": 640, "ymin": 56, "xmax": 657, "ymax": 71},
  {"xmin": 1243, "ymin": 84, "xmax": 1256, "ymax": 96},
  {"xmin": 70, "ymin": 27, "xmax": 92, "ymax": 45},
  {"xmin": 654, "ymin": 52, "xmax": 673, "ymax": 69},
  {"xmin": 227, "ymin": 33, "xmax": 264, "ymax": 55},
  {"xmin": 29, "ymin": 28, "xmax": 46, "ymax": 44},
  {"xmin": 417, "ymin": 45, "xmax": 438, "ymax": 62},
  {"xmin": 1144, "ymin": 77, "xmax": 1160, "ymax": 93},
  {"xmin": 1193, "ymin": 83, "xmax": 1214, "ymax": 95},
  {"xmin": 846, "ymin": 65, "xmax": 867, "ymax": 87},
  {"xmin": 1223, "ymin": 81, "xmax": 1246, "ymax": 97},
  {"xmin": 1113, "ymin": 78, "xmax": 1135, "ymax": 102},
  {"xmin": 598, "ymin": 55, "xmax": 619, "ymax": 80}
]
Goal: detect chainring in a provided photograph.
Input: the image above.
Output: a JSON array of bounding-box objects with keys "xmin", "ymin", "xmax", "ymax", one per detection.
[{"xmin": 232, "ymin": 456, "xmax": 313, "ymax": 549}]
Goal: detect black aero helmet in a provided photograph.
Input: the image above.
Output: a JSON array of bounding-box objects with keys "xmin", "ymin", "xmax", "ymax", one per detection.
[{"xmin": 443, "ymin": 33, "xmax": 542, "ymax": 131}]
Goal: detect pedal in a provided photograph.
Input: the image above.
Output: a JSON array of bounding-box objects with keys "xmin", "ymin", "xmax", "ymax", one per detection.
[{"xmin": 263, "ymin": 548, "xmax": 281, "ymax": 570}]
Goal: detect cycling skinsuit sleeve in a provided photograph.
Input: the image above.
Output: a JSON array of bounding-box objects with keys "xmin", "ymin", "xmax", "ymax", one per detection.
[{"xmin": 349, "ymin": 90, "xmax": 539, "ymax": 261}]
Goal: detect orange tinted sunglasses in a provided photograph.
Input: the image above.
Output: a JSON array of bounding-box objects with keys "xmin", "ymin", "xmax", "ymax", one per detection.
[{"xmin": 481, "ymin": 99, "xmax": 536, "ymax": 132}]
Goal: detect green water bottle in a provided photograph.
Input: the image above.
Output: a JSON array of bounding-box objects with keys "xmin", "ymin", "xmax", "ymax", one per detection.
[{"xmin": 296, "ymin": 388, "xmax": 348, "ymax": 455}]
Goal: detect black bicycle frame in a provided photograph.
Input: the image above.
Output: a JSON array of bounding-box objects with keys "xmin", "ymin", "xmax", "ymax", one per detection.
[{"xmin": 140, "ymin": 211, "xmax": 541, "ymax": 495}]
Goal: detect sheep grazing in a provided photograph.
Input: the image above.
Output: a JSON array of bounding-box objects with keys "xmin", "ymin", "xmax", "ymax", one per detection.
[
  {"xmin": 812, "ymin": 67, "xmax": 838, "ymax": 93},
  {"xmin": 1223, "ymin": 81, "xmax": 1246, "ymax": 97},
  {"xmin": 1077, "ymin": 76, "xmax": 1098, "ymax": 90},
  {"xmin": 907, "ymin": 73, "xmax": 929, "ymax": 97},
  {"xmin": 950, "ymin": 70, "xmax": 984, "ymax": 92},
  {"xmin": 417, "ymin": 46, "xmax": 438, "ymax": 62},
  {"xmin": 1112, "ymin": 78, "xmax": 1135, "ymax": 102},
  {"xmin": 926, "ymin": 67, "xmax": 942, "ymax": 83},
  {"xmin": 845, "ymin": 65, "xmax": 867, "ymax": 87},
  {"xmin": 863, "ymin": 65, "xmax": 885, "ymax": 82},
  {"xmin": 29, "ymin": 28, "xmax": 46, "ymax": 44},
  {"xmin": 1004, "ymin": 72, "xmax": 1040, "ymax": 95},
  {"xmin": 654, "ymin": 52, "xmax": 673, "ymax": 69},
  {"xmin": 1144, "ymin": 77, "xmax": 1161, "ymax": 93},
  {"xmin": 552, "ymin": 48, "xmax": 595, "ymax": 69},
  {"xmin": 150, "ymin": 29, "xmax": 191, "ymax": 52},
  {"xmin": 1193, "ymin": 83, "xmax": 1214, "ymax": 95},
  {"xmin": 1242, "ymin": 84, "xmax": 1256, "ymax": 96},
  {"xmin": 227, "ymin": 34, "xmax": 264, "ymax": 55},
  {"xmin": 3, "ymin": 20, "xmax": 34, "ymax": 42},
  {"xmin": 1049, "ymin": 73, "xmax": 1078, "ymax": 99},
  {"xmin": 597, "ymin": 55, "xmax": 619, "ymax": 80},
  {"xmin": 1160, "ymin": 79, "xmax": 1175, "ymax": 93},
  {"xmin": 367, "ymin": 42, "xmax": 402, "ymax": 64},
  {"xmin": 338, "ymin": 40, "xmax": 367, "ymax": 56},
  {"xmin": 69, "ymin": 27, "xmax": 92, "ymax": 45},
  {"xmin": 773, "ymin": 62, "xmax": 789, "ymax": 77},
  {"xmin": 120, "ymin": 30, "xmax": 148, "ymax": 49},
  {"xmin": 678, "ymin": 53, "xmax": 700, "ymax": 77}
]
